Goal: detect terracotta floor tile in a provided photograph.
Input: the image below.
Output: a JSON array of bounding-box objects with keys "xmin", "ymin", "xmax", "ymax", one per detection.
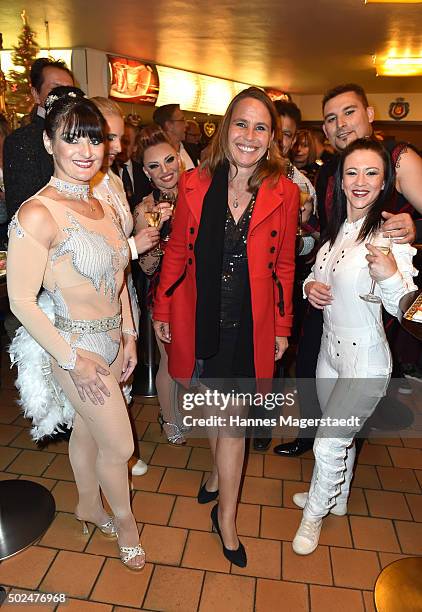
[
  {"xmin": 350, "ymin": 516, "xmax": 400, "ymax": 552},
  {"xmin": 51, "ymin": 480, "xmax": 78, "ymax": 512},
  {"xmin": 376, "ymin": 466, "xmax": 420, "ymax": 493},
  {"xmin": 0, "ymin": 546, "xmax": 57, "ymax": 589},
  {"xmin": 187, "ymin": 446, "xmax": 213, "ymax": 471},
  {"xmin": 185, "ymin": 436, "xmax": 211, "ymax": 448},
  {"xmin": 0, "ymin": 401, "xmax": 21, "ymax": 424},
  {"xmin": 182, "ymin": 530, "xmax": 231, "ymax": 572},
  {"xmin": 159, "ymin": 467, "xmax": 203, "ymax": 496},
  {"xmin": 131, "ymin": 464, "xmax": 165, "ymax": 492},
  {"xmin": 244, "ymin": 451, "xmax": 264, "ymax": 477},
  {"xmin": 353, "ymin": 464, "xmax": 381, "ymax": 489},
  {"xmin": 41, "ymin": 439, "xmax": 69, "ymax": 455},
  {"xmin": 40, "ymin": 550, "xmax": 104, "ymax": 598},
  {"xmin": 394, "ymin": 520, "xmax": 422, "ymax": 554},
  {"xmin": 142, "ymin": 421, "xmax": 167, "ymax": 444},
  {"xmin": 264, "ymin": 454, "xmax": 301, "ymax": 480},
  {"xmin": 0, "ymin": 446, "xmax": 20, "ymax": 470},
  {"xmin": 150, "ymin": 443, "xmax": 191, "ymax": 468},
  {"xmin": 134, "ymin": 418, "xmax": 149, "ymax": 440},
  {"xmin": 9, "ymin": 429, "xmax": 39, "ymax": 451},
  {"xmin": 144, "ymin": 565, "xmax": 203, "ymax": 612},
  {"xmin": 90, "ymin": 559, "xmax": 153, "ymax": 607},
  {"xmin": 137, "ymin": 440, "xmax": 157, "ymax": 463},
  {"xmin": 169, "ymin": 495, "xmax": 212, "ymax": 531},
  {"xmin": 12, "ymin": 416, "xmax": 32, "ymax": 428},
  {"xmin": 261, "ymin": 506, "xmax": 302, "ymax": 541},
  {"xmin": 330, "ymin": 547, "xmax": 380, "ymax": 590},
  {"xmin": 255, "ymin": 578, "xmax": 308, "ymax": 612},
  {"xmin": 282, "ymin": 542, "xmax": 333, "ymax": 585},
  {"xmin": 365, "ymin": 490, "xmax": 412, "ymax": 520},
  {"xmin": 402, "ymin": 437, "xmax": 422, "ymax": 449},
  {"xmin": 199, "ymin": 572, "xmax": 255, "ymax": 612},
  {"xmin": 43, "ymin": 454, "xmax": 75, "ymax": 481},
  {"xmin": 0, "ymin": 470, "xmax": 17, "ymax": 480},
  {"xmin": 136, "ymin": 403, "xmax": 160, "ymax": 422},
  {"xmin": 85, "ymin": 527, "xmax": 120, "ymax": 558},
  {"xmin": 18, "ymin": 475, "xmax": 56, "ymax": 490},
  {"xmin": 310, "ymin": 585, "xmax": 364, "ymax": 612},
  {"xmin": 240, "ymin": 475, "xmax": 282, "ymax": 506},
  {"xmin": 139, "ymin": 524, "xmax": 187, "ymax": 565},
  {"xmin": 357, "ymin": 442, "xmax": 392, "ymax": 466},
  {"xmin": 362, "ymin": 590, "xmax": 376, "ymax": 612},
  {"xmin": 0, "ymin": 423, "xmax": 21, "ymax": 444},
  {"xmin": 132, "ymin": 490, "xmax": 175, "ymax": 525},
  {"xmin": 368, "ymin": 436, "xmax": 403, "ymax": 447},
  {"xmin": 283, "ymin": 480, "xmax": 308, "ymax": 509},
  {"xmin": 348, "ymin": 487, "xmax": 369, "ymax": 515},
  {"xmin": 39, "ymin": 512, "xmax": 90, "ymax": 552},
  {"xmin": 389, "ymin": 446, "xmax": 422, "ymax": 470},
  {"xmin": 232, "ymin": 536, "xmax": 281, "ymax": 579},
  {"xmin": 318, "ymin": 514, "xmax": 353, "ymax": 547},
  {"xmin": 405, "ymin": 493, "xmax": 422, "ymax": 521},
  {"xmin": 236, "ymin": 503, "xmax": 261, "ymax": 537},
  {"xmin": 6, "ymin": 449, "xmax": 55, "ymax": 476},
  {"xmin": 378, "ymin": 552, "xmax": 410, "ymax": 568},
  {"xmin": 57, "ymin": 600, "xmax": 112, "ymax": 612},
  {"xmin": 416, "ymin": 469, "xmax": 422, "ymax": 488},
  {"xmin": 300, "ymin": 458, "xmax": 314, "ymax": 482}
]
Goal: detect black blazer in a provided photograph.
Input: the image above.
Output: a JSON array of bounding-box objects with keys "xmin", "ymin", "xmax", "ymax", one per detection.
[
  {"xmin": 182, "ymin": 141, "xmax": 201, "ymax": 167},
  {"xmin": 112, "ymin": 159, "xmax": 152, "ymax": 211},
  {"xmin": 3, "ymin": 114, "xmax": 53, "ymax": 219}
]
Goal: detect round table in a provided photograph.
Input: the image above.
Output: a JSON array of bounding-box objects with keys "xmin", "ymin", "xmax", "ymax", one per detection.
[
  {"xmin": 374, "ymin": 556, "xmax": 422, "ymax": 611},
  {"xmin": 398, "ymin": 290, "xmax": 422, "ymax": 341},
  {"xmin": 0, "ymin": 479, "xmax": 56, "ymax": 560}
]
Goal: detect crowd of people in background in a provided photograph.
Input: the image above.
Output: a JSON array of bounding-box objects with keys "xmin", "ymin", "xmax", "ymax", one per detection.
[{"xmin": 1, "ymin": 56, "xmax": 421, "ymax": 570}]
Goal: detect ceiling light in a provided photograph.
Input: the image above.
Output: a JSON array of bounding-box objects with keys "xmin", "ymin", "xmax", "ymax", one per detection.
[
  {"xmin": 376, "ymin": 56, "xmax": 422, "ymax": 76},
  {"xmin": 365, "ymin": 1, "xmax": 422, "ymax": 4}
]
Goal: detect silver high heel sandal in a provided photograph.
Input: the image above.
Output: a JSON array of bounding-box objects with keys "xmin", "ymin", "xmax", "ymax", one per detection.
[
  {"xmin": 158, "ymin": 413, "xmax": 186, "ymax": 445},
  {"xmin": 76, "ymin": 515, "xmax": 117, "ymax": 538},
  {"xmin": 119, "ymin": 543, "xmax": 146, "ymax": 571}
]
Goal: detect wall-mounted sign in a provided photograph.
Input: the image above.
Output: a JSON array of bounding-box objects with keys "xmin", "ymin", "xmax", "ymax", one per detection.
[
  {"xmin": 108, "ymin": 55, "xmax": 159, "ymax": 104},
  {"xmin": 389, "ymin": 97, "xmax": 410, "ymax": 121}
]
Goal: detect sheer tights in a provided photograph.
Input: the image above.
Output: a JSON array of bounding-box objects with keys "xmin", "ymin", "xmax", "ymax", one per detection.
[{"xmin": 52, "ymin": 344, "xmax": 138, "ymax": 549}]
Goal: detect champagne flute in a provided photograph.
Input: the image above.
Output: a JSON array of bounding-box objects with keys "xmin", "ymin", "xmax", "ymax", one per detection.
[
  {"xmin": 359, "ymin": 230, "xmax": 392, "ymax": 304},
  {"xmin": 144, "ymin": 202, "xmax": 163, "ymax": 256},
  {"xmin": 159, "ymin": 191, "xmax": 176, "ymax": 242}
]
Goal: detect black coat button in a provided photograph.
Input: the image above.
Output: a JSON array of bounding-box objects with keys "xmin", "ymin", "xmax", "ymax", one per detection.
[
  {"xmin": 268, "ymin": 262, "xmax": 273, "ymax": 269},
  {"xmin": 188, "ymin": 244, "xmax": 193, "ymax": 250},
  {"xmin": 188, "ymin": 258, "xmax": 193, "ymax": 264},
  {"xmin": 270, "ymin": 246, "xmax": 276, "ymax": 253},
  {"xmin": 189, "ymin": 227, "xmax": 195, "ymax": 234},
  {"xmin": 271, "ymin": 230, "xmax": 277, "ymax": 237}
]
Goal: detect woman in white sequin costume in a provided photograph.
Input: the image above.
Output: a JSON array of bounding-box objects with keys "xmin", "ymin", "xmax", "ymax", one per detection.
[
  {"xmin": 90, "ymin": 97, "xmax": 159, "ymax": 476},
  {"xmin": 292, "ymin": 139, "xmax": 418, "ymax": 556},
  {"xmin": 7, "ymin": 89, "xmax": 145, "ymax": 570}
]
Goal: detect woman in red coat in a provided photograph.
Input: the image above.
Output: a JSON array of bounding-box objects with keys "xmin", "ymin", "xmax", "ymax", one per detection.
[{"xmin": 153, "ymin": 87, "xmax": 298, "ymax": 567}]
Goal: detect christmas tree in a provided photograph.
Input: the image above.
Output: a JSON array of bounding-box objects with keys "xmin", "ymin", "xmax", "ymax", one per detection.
[{"xmin": 6, "ymin": 10, "xmax": 39, "ymax": 115}]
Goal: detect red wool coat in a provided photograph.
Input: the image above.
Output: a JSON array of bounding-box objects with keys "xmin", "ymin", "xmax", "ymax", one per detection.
[{"xmin": 153, "ymin": 167, "xmax": 299, "ymax": 382}]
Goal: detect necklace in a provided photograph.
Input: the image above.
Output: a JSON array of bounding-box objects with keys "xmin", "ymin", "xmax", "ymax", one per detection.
[
  {"xmin": 49, "ymin": 177, "xmax": 95, "ymax": 212},
  {"xmin": 229, "ymin": 181, "xmax": 250, "ymax": 209}
]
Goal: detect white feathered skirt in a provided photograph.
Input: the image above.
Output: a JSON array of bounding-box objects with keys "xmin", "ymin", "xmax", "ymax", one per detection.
[{"xmin": 9, "ymin": 291, "xmax": 75, "ymax": 441}]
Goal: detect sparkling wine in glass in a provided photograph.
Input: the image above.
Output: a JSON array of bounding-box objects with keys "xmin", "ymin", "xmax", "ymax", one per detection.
[
  {"xmin": 159, "ymin": 191, "xmax": 176, "ymax": 242},
  {"xmin": 359, "ymin": 231, "xmax": 392, "ymax": 304},
  {"xmin": 144, "ymin": 204, "xmax": 163, "ymax": 256}
]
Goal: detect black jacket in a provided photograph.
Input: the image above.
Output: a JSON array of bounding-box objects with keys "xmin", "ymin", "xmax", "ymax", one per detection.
[
  {"xmin": 112, "ymin": 159, "xmax": 151, "ymax": 211},
  {"xmin": 3, "ymin": 114, "xmax": 53, "ymax": 219}
]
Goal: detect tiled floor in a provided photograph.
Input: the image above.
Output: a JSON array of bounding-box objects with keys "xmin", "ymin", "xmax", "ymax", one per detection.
[{"xmin": 0, "ymin": 347, "xmax": 421, "ymax": 611}]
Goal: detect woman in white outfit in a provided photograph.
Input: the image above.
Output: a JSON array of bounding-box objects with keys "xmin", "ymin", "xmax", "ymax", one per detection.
[
  {"xmin": 90, "ymin": 98, "xmax": 160, "ymax": 475},
  {"xmin": 292, "ymin": 138, "xmax": 418, "ymax": 555}
]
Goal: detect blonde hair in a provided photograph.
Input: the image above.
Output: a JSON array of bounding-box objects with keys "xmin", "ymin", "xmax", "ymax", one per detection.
[
  {"xmin": 202, "ymin": 87, "xmax": 287, "ymax": 192},
  {"xmin": 90, "ymin": 97, "xmax": 123, "ymax": 118}
]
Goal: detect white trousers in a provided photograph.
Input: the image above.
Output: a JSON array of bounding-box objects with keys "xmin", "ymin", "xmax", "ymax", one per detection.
[{"xmin": 303, "ymin": 327, "xmax": 390, "ymax": 521}]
